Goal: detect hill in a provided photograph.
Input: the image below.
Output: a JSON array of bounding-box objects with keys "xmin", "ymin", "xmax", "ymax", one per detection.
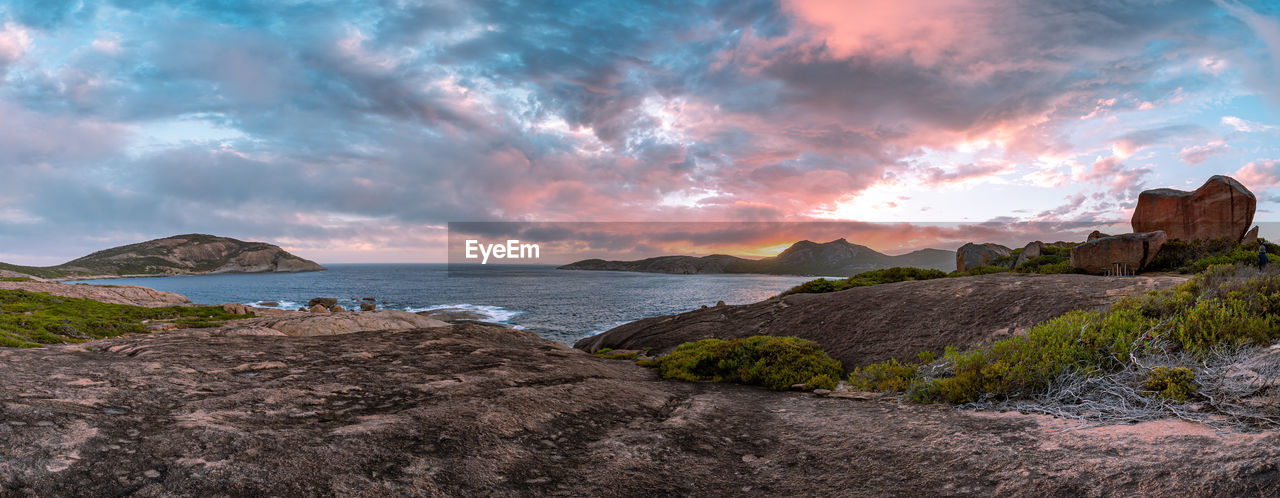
[
  {"xmin": 0, "ymin": 234, "xmax": 324, "ymax": 280},
  {"xmin": 558, "ymin": 238, "xmax": 954, "ymax": 276}
]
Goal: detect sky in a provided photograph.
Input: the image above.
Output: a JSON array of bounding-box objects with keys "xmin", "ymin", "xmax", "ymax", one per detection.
[{"xmin": 2, "ymin": 0, "xmax": 1280, "ymax": 264}]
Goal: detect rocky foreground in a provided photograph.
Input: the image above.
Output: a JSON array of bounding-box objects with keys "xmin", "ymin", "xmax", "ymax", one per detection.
[
  {"xmin": 2, "ymin": 322, "xmax": 1280, "ymax": 496},
  {"xmin": 578, "ymin": 273, "xmax": 1188, "ymax": 368}
]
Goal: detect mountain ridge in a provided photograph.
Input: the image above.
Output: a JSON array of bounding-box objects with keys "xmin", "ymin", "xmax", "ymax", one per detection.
[{"xmin": 558, "ymin": 238, "xmax": 953, "ymax": 276}]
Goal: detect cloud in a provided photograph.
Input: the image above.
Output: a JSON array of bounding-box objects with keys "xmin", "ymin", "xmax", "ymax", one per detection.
[
  {"xmin": 0, "ymin": 22, "xmax": 30, "ymax": 69},
  {"xmin": 1178, "ymin": 140, "xmax": 1230, "ymax": 165},
  {"xmin": 1110, "ymin": 124, "xmax": 1209, "ymax": 159},
  {"xmin": 1235, "ymin": 159, "xmax": 1280, "ymax": 189},
  {"xmin": 1222, "ymin": 115, "xmax": 1277, "ymax": 133}
]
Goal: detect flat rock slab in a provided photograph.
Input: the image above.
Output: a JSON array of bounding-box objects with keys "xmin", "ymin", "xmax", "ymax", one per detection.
[
  {"xmin": 0, "ymin": 281, "xmax": 190, "ymax": 307},
  {"xmin": 576, "ymin": 273, "xmax": 1189, "ymax": 369},
  {"xmin": 1, "ymin": 323, "xmax": 1279, "ymax": 495},
  {"xmin": 214, "ymin": 310, "xmax": 448, "ymax": 337}
]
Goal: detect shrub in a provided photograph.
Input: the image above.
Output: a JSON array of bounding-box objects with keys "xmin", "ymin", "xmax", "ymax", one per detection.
[
  {"xmin": 1168, "ymin": 298, "xmax": 1277, "ymax": 356},
  {"xmin": 595, "ymin": 350, "xmax": 639, "ymax": 360},
  {"xmin": 1145, "ymin": 238, "xmax": 1280, "ymax": 273},
  {"xmin": 804, "ymin": 374, "xmax": 839, "ymax": 390},
  {"xmin": 1144, "ymin": 366, "xmax": 1196, "ymax": 402},
  {"xmin": 0, "ymin": 276, "xmax": 33, "ymax": 282},
  {"xmin": 635, "ymin": 357, "xmax": 659, "ymax": 368},
  {"xmin": 848, "ymin": 358, "xmax": 919, "ymax": 392},
  {"xmin": 656, "ymin": 336, "xmax": 843, "ymax": 391},
  {"xmin": 783, "ymin": 267, "xmax": 947, "ymax": 295},
  {"xmin": 0, "ymin": 289, "xmax": 242, "ymax": 347}
]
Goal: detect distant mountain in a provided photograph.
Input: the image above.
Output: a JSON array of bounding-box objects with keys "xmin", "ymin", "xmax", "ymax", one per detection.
[
  {"xmin": 558, "ymin": 238, "xmax": 954, "ymax": 276},
  {"xmin": 0, "ymin": 234, "xmax": 325, "ymax": 280}
]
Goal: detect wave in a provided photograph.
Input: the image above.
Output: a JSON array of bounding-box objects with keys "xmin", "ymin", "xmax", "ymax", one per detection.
[
  {"xmin": 247, "ymin": 300, "xmax": 300, "ymax": 309},
  {"xmin": 403, "ymin": 303, "xmax": 524, "ymax": 325}
]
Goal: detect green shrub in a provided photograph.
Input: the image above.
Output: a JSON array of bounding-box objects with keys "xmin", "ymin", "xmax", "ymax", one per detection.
[
  {"xmin": 656, "ymin": 336, "xmax": 843, "ymax": 391},
  {"xmin": 0, "ymin": 277, "xmax": 33, "ymax": 282},
  {"xmin": 1144, "ymin": 366, "xmax": 1196, "ymax": 402},
  {"xmin": 1169, "ymin": 298, "xmax": 1277, "ymax": 356},
  {"xmin": 595, "ymin": 350, "xmax": 639, "ymax": 360},
  {"xmin": 848, "ymin": 358, "xmax": 919, "ymax": 392},
  {"xmin": 635, "ymin": 357, "xmax": 659, "ymax": 368},
  {"xmin": 783, "ymin": 267, "xmax": 948, "ymax": 295},
  {"xmin": 804, "ymin": 374, "xmax": 839, "ymax": 390},
  {"xmin": 1145, "ymin": 238, "xmax": 1280, "ymax": 273},
  {"xmin": 0, "ymin": 289, "xmax": 242, "ymax": 347}
]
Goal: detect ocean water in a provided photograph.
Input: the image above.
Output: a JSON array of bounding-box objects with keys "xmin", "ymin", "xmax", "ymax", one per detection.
[{"xmin": 66, "ymin": 264, "xmax": 821, "ymax": 344}]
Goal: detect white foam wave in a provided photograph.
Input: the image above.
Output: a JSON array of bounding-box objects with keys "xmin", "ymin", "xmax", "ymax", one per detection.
[
  {"xmin": 404, "ymin": 303, "xmax": 524, "ymax": 324},
  {"xmin": 248, "ymin": 300, "xmax": 300, "ymax": 309}
]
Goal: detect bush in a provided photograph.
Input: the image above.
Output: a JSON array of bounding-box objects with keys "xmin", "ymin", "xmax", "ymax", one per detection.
[
  {"xmin": 848, "ymin": 358, "xmax": 919, "ymax": 392},
  {"xmin": 894, "ymin": 263, "xmax": 1280, "ymax": 404},
  {"xmin": 1145, "ymin": 238, "xmax": 1280, "ymax": 273},
  {"xmin": 0, "ymin": 289, "xmax": 243, "ymax": 347},
  {"xmin": 783, "ymin": 267, "xmax": 947, "ymax": 296},
  {"xmin": 656, "ymin": 336, "xmax": 844, "ymax": 391},
  {"xmin": 1144, "ymin": 366, "xmax": 1196, "ymax": 402},
  {"xmin": 0, "ymin": 276, "xmax": 33, "ymax": 282}
]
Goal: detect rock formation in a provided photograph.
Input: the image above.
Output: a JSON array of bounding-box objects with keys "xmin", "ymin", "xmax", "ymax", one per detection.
[
  {"xmin": 211, "ymin": 310, "xmax": 446, "ymax": 337},
  {"xmin": 1244, "ymin": 226, "xmax": 1260, "ymax": 245},
  {"xmin": 956, "ymin": 243, "xmax": 1012, "ymax": 272},
  {"xmin": 1087, "ymin": 230, "xmax": 1110, "ymax": 242},
  {"xmin": 1131, "ymin": 175, "xmax": 1256, "ymax": 241},
  {"xmin": 1069, "ymin": 231, "xmax": 1168, "ymax": 275},
  {"xmin": 1014, "ymin": 242, "xmax": 1044, "ymax": 268},
  {"xmin": 0, "ymin": 281, "xmax": 190, "ymax": 307},
  {"xmin": 576, "ymin": 272, "xmax": 1186, "ymax": 368}
]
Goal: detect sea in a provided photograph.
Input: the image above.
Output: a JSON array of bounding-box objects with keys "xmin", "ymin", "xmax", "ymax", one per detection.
[{"xmin": 65, "ymin": 264, "xmax": 822, "ymax": 344}]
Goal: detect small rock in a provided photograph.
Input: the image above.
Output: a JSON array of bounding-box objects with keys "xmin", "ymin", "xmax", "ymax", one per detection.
[
  {"xmin": 813, "ymin": 388, "xmax": 832, "ymax": 396},
  {"xmin": 360, "ymin": 302, "xmax": 376, "ymax": 311},
  {"xmin": 715, "ymin": 300, "xmax": 726, "ymax": 307},
  {"xmin": 790, "ymin": 383, "xmax": 806, "ymax": 391},
  {"xmin": 331, "ymin": 305, "xmax": 346, "ymax": 312},
  {"xmin": 143, "ymin": 469, "xmax": 161, "ymax": 479},
  {"xmin": 307, "ymin": 297, "xmax": 338, "ymax": 308},
  {"xmin": 310, "ymin": 305, "xmax": 329, "ymax": 313}
]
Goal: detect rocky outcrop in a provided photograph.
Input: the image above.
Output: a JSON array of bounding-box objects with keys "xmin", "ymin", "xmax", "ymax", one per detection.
[
  {"xmin": 0, "ymin": 281, "xmax": 190, "ymax": 307},
  {"xmin": 1131, "ymin": 175, "xmax": 1256, "ymax": 241},
  {"xmin": 4, "ymin": 322, "xmax": 1279, "ymax": 495},
  {"xmin": 955, "ymin": 243, "xmax": 1011, "ymax": 272},
  {"xmin": 1244, "ymin": 226, "xmax": 1260, "ymax": 245},
  {"xmin": 221, "ymin": 303, "xmax": 253, "ymax": 315},
  {"xmin": 307, "ymin": 297, "xmax": 338, "ymax": 308},
  {"xmin": 1069, "ymin": 231, "xmax": 1168, "ymax": 275},
  {"xmin": 1087, "ymin": 230, "xmax": 1110, "ymax": 242},
  {"xmin": 214, "ymin": 310, "xmax": 446, "ymax": 337},
  {"xmin": 1014, "ymin": 242, "xmax": 1044, "ymax": 268},
  {"xmin": 576, "ymin": 273, "xmax": 1186, "ymax": 369}
]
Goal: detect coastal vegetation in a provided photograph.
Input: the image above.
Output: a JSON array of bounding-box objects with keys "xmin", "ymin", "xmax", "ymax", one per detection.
[
  {"xmin": 847, "ymin": 262, "xmax": 1280, "ymax": 412},
  {"xmin": 650, "ymin": 335, "xmax": 842, "ymax": 391},
  {"xmin": 0, "ymin": 289, "xmax": 245, "ymax": 347},
  {"xmin": 781, "ymin": 267, "xmax": 947, "ymax": 296},
  {"xmin": 1145, "ymin": 238, "xmax": 1280, "ymax": 273},
  {"xmin": 784, "ymin": 245, "xmax": 1081, "ymax": 296}
]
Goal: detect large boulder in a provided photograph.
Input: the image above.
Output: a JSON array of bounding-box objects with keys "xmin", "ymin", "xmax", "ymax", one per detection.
[
  {"xmin": 1070, "ymin": 231, "xmax": 1168, "ymax": 275},
  {"xmin": 956, "ymin": 243, "xmax": 1011, "ymax": 272},
  {"xmin": 1087, "ymin": 230, "xmax": 1110, "ymax": 242},
  {"xmin": 1014, "ymin": 242, "xmax": 1045, "ymax": 268},
  {"xmin": 1131, "ymin": 175, "xmax": 1256, "ymax": 241}
]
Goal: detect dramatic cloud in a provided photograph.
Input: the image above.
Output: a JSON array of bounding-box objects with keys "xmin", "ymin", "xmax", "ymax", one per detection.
[{"xmin": 0, "ymin": 1, "xmax": 1277, "ymax": 262}]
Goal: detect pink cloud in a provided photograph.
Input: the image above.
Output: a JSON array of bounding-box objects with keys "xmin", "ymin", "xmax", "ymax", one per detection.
[
  {"xmin": 1235, "ymin": 159, "xmax": 1280, "ymax": 189},
  {"xmin": 1178, "ymin": 140, "xmax": 1230, "ymax": 165}
]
